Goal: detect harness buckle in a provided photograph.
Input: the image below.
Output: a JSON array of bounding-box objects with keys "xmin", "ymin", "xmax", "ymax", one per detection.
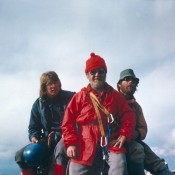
[
  {"xmin": 100, "ymin": 136, "xmax": 107, "ymax": 147},
  {"xmin": 108, "ymin": 114, "xmax": 114, "ymax": 123}
]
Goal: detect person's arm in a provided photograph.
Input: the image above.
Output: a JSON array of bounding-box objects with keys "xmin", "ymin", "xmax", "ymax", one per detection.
[
  {"xmin": 116, "ymin": 92, "xmax": 136, "ymax": 143},
  {"xmin": 134, "ymin": 103, "xmax": 147, "ymax": 140},
  {"xmin": 28, "ymin": 99, "xmax": 43, "ymax": 142},
  {"xmin": 62, "ymin": 94, "xmax": 79, "ymax": 149}
]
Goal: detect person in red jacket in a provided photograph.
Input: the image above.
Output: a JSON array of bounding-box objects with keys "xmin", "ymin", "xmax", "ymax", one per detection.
[{"xmin": 59, "ymin": 53, "xmax": 136, "ymax": 175}]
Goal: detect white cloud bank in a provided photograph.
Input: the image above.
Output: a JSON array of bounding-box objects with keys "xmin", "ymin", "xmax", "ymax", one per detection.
[{"xmin": 0, "ymin": 0, "xmax": 175, "ymax": 173}]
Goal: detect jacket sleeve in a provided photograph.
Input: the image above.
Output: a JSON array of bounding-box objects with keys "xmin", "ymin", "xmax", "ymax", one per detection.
[
  {"xmin": 132, "ymin": 103, "xmax": 147, "ymax": 140},
  {"xmin": 115, "ymin": 92, "xmax": 136, "ymax": 142},
  {"xmin": 62, "ymin": 94, "xmax": 79, "ymax": 148},
  {"xmin": 28, "ymin": 99, "xmax": 43, "ymax": 141}
]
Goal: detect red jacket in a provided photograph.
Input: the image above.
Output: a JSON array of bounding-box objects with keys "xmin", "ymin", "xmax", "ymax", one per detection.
[{"xmin": 62, "ymin": 83, "xmax": 135, "ymax": 165}]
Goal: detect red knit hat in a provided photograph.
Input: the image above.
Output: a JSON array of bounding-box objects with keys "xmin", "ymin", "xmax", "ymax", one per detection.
[{"xmin": 85, "ymin": 52, "xmax": 107, "ymax": 73}]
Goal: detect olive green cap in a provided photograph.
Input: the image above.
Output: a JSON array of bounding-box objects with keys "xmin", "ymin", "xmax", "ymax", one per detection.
[{"xmin": 118, "ymin": 69, "xmax": 139, "ymax": 82}]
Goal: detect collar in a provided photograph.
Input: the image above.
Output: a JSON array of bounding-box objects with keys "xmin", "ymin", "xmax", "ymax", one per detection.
[{"xmin": 127, "ymin": 97, "xmax": 136, "ymax": 104}]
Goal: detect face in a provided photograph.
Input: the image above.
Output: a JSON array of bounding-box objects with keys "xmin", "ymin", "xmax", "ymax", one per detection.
[
  {"xmin": 86, "ymin": 68, "xmax": 106, "ymax": 91},
  {"xmin": 46, "ymin": 80, "xmax": 60, "ymax": 97},
  {"xmin": 118, "ymin": 76, "xmax": 138, "ymax": 96}
]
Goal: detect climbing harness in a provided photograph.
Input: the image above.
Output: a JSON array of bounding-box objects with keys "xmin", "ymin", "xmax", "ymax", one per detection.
[{"xmin": 89, "ymin": 92, "xmax": 114, "ymax": 174}]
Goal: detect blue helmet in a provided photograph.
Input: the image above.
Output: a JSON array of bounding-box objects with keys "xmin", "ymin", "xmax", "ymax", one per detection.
[{"xmin": 23, "ymin": 142, "xmax": 49, "ymax": 167}]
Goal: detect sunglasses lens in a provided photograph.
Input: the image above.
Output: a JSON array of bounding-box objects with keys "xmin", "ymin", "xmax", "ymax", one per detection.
[
  {"xmin": 125, "ymin": 77, "xmax": 132, "ymax": 81},
  {"xmin": 123, "ymin": 77, "xmax": 138, "ymax": 84},
  {"xmin": 89, "ymin": 69, "xmax": 105, "ymax": 75},
  {"xmin": 98, "ymin": 70, "xmax": 105, "ymax": 74}
]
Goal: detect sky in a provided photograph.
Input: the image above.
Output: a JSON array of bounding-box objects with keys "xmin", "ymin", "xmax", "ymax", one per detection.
[{"xmin": 0, "ymin": 0, "xmax": 175, "ymax": 174}]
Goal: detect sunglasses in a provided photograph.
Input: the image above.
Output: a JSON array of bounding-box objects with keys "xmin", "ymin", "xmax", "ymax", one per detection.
[
  {"xmin": 122, "ymin": 77, "xmax": 139, "ymax": 84},
  {"xmin": 89, "ymin": 69, "xmax": 106, "ymax": 76}
]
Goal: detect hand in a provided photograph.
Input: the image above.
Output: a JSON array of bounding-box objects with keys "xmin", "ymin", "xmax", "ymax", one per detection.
[
  {"xmin": 67, "ymin": 145, "xmax": 78, "ymax": 158},
  {"xmin": 31, "ymin": 137, "xmax": 39, "ymax": 143},
  {"xmin": 110, "ymin": 135, "xmax": 126, "ymax": 148}
]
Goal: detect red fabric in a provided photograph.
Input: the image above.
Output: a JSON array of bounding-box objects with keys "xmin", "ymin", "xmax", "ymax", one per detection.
[
  {"xmin": 62, "ymin": 83, "xmax": 136, "ymax": 166},
  {"xmin": 21, "ymin": 168, "xmax": 35, "ymax": 175},
  {"xmin": 54, "ymin": 164, "xmax": 66, "ymax": 175},
  {"xmin": 85, "ymin": 52, "xmax": 107, "ymax": 73}
]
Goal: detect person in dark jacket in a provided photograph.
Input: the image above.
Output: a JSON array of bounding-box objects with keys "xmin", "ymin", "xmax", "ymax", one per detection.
[
  {"xmin": 15, "ymin": 71, "xmax": 74, "ymax": 175},
  {"xmin": 117, "ymin": 69, "xmax": 173, "ymax": 175}
]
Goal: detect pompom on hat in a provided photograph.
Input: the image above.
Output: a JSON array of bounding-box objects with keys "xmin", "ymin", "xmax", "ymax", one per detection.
[{"xmin": 85, "ymin": 52, "xmax": 107, "ymax": 73}]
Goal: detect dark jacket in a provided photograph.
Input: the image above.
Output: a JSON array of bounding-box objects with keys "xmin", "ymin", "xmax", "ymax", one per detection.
[{"xmin": 28, "ymin": 90, "xmax": 74, "ymax": 141}]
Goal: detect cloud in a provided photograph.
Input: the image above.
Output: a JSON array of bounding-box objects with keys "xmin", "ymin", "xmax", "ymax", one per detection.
[
  {"xmin": 1, "ymin": 0, "xmax": 175, "ymax": 172},
  {"xmin": 136, "ymin": 59, "xmax": 175, "ymax": 147},
  {"xmin": 169, "ymin": 129, "xmax": 175, "ymax": 146}
]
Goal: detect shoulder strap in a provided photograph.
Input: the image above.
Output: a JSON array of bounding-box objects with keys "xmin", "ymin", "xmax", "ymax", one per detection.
[
  {"xmin": 89, "ymin": 92, "xmax": 114, "ymax": 147},
  {"xmin": 89, "ymin": 92, "xmax": 114, "ymax": 122}
]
